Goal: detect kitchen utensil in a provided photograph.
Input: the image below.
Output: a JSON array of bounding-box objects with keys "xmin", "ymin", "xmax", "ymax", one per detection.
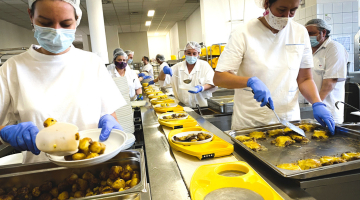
[
  {"xmin": 196, "ymin": 104, "xmax": 203, "ymax": 116},
  {"xmin": 245, "ymin": 89, "xmax": 305, "ymax": 137},
  {"xmin": 335, "ymin": 101, "xmax": 360, "ymax": 111},
  {"xmin": 183, "ymin": 79, "xmax": 192, "ymax": 84}
]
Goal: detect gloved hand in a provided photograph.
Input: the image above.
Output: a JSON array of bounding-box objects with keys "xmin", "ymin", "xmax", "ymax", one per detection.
[
  {"xmin": 98, "ymin": 114, "xmax": 123, "ymax": 141},
  {"xmin": 137, "ymin": 94, "xmax": 143, "ymax": 100},
  {"xmin": 138, "ymin": 73, "xmax": 145, "ymax": 77},
  {"xmin": 148, "ymin": 80, "xmax": 155, "ymax": 85},
  {"xmin": 312, "ymin": 102, "xmax": 335, "ymax": 135},
  {"xmin": 162, "ymin": 66, "xmax": 173, "ymax": 76},
  {"xmin": 188, "ymin": 85, "xmax": 204, "ymax": 94},
  {"xmin": 143, "ymin": 76, "xmax": 152, "ymax": 80},
  {"xmin": 0, "ymin": 122, "xmax": 40, "ymax": 155},
  {"xmin": 247, "ymin": 77, "xmax": 274, "ymax": 110}
]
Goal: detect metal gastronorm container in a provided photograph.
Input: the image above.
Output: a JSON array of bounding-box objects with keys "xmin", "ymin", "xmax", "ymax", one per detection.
[
  {"xmin": 225, "ymin": 119, "xmax": 360, "ymax": 179},
  {"xmin": 0, "ymin": 149, "xmax": 147, "ymax": 199},
  {"xmin": 207, "ymin": 95, "xmax": 234, "ymax": 113}
]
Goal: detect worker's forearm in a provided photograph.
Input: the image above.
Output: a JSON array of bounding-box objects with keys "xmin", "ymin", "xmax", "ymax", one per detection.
[
  {"xmin": 203, "ymin": 84, "xmax": 215, "ymax": 91},
  {"xmin": 153, "ymin": 78, "xmax": 159, "ymax": 83},
  {"xmin": 213, "ymin": 71, "xmax": 250, "ymax": 89},
  {"xmin": 0, "ymin": 126, "xmax": 4, "ymax": 145},
  {"xmin": 136, "ymin": 88, "xmax": 142, "ymax": 95},
  {"xmin": 298, "ymin": 79, "xmax": 321, "ymax": 104},
  {"xmin": 158, "ymin": 71, "xmax": 166, "ymax": 81},
  {"xmin": 319, "ymin": 79, "xmax": 337, "ymax": 101},
  {"xmin": 111, "ymin": 112, "xmax": 119, "ymax": 123},
  {"xmin": 138, "ymin": 77, "xmax": 143, "ymax": 82}
]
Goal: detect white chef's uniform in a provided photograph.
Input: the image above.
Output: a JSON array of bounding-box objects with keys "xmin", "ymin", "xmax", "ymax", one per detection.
[
  {"xmin": 312, "ymin": 37, "xmax": 348, "ymax": 124},
  {"xmin": 171, "ymin": 60, "xmax": 216, "ymax": 107},
  {"xmin": 216, "ymin": 19, "xmax": 313, "ymax": 130},
  {"xmin": 158, "ymin": 62, "xmax": 171, "ymax": 88},
  {"xmin": 142, "ymin": 63, "xmax": 154, "ymax": 79},
  {"xmin": 113, "ymin": 66, "xmax": 142, "ymax": 100},
  {"xmin": 0, "ymin": 45, "xmax": 126, "ymax": 163}
]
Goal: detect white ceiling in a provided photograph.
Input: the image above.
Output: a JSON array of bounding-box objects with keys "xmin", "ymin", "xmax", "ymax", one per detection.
[{"xmin": 0, "ymin": 0, "xmax": 199, "ymax": 39}]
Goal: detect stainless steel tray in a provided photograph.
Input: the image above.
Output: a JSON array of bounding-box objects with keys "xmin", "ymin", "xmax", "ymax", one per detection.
[
  {"xmin": 225, "ymin": 119, "xmax": 360, "ymax": 179},
  {"xmin": 207, "ymin": 96, "xmax": 234, "ymax": 113},
  {"xmin": 0, "ymin": 149, "xmax": 147, "ymax": 199}
]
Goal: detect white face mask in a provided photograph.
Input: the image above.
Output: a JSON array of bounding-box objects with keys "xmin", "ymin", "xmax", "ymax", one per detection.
[{"xmin": 264, "ymin": 8, "xmax": 293, "ymax": 31}]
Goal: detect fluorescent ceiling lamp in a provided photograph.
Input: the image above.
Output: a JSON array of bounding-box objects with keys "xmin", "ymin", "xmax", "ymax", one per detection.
[
  {"xmin": 145, "ymin": 21, "xmax": 151, "ymax": 26},
  {"xmin": 147, "ymin": 10, "xmax": 155, "ymax": 17},
  {"xmin": 155, "ymin": 32, "xmax": 159, "ymax": 36}
]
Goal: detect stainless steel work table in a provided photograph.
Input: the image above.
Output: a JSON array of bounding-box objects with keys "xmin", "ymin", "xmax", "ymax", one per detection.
[{"xmin": 140, "ymin": 100, "xmax": 315, "ymax": 200}]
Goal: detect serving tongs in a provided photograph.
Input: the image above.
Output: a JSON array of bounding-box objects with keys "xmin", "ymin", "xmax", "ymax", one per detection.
[{"xmin": 245, "ymin": 89, "xmax": 306, "ymax": 137}]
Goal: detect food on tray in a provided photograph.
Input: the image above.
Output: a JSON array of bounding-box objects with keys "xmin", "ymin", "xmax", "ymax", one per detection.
[
  {"xmin": 0, "ymin": 165, "xmax": 140, "ymax": 200},
  {"xmin": 268, "ymin": 129, "xmax": 285, "ymax": 137},
  {"xmin": 64, "ymin": 137, "xmax": 106, "ymax": 161},
  {"xmin": 341, "ymin": 152, "xmax": 360, "ymax": 161},
  {"xmin": 248, "ymin": 131, "xmax": 266, "ymax": 140},
  {"xmin": 297, "ymin": 159, "xmax": 322, "ymax": 170},
  {"xmin": 173, "ymin": 132, "xmax": 212, "ymax": 142},
  {"xmin": 157, "ymin": 96, "xmax": 169, "ymax": 100},
  {"xmin": 319, "ymin": 156, "xmax": 346, "ymax": 166},
  {"xmin": 242, "ymin": 140, "xmax": 266, "ymax": 152},
  {"xmin": 161, "ymin": 113, "xmax": 187, "ymax": 120},
  {"xmin": 283, "ymin": 127, "xmax": 293, "ymax": 133},
  {"xmin": 36, "ymin": 118, "xmax": 80, "ymax": 154},
  {"xmin": 312, "ymin": 130, "xmax": 329, "ymax": 139},
  {"xmin": 235, "ymin": 135, "xmax": 253, "ymax": 142},
  {"xmin": 298, "ymin": 124, "xmax": 315, "ymax": 132},
  {"xmin": 160, "ymin": 103, "xmax": 170, "ymax": 107},
  {"xmin": 271, "ymin": 136, "xmax": 295, "ymax": 147},
  {"xmin": 277, "ymin": 163, "xmax": 302, "ymax": 170},
  {"xmin": 288, "ymin": 134, "xmax": 310, "ymax": 144}
]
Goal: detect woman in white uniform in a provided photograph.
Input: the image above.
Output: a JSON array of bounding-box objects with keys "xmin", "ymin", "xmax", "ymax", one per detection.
[
  {"xmin": 107, "ymin": 48, "xmax": 123, "ymax": 75},
  {"xmin": 160, "ymin": 42, "xmax": 217, "ymax": 108},
  {"xmin": 214, "ymin": 0, "xmax": 335, "ymax": 134},
  {"xmin": 148, "ymin": 54, "xmax": 171, "ymax": 88},
  {"xmin": 125, "ymin": 50, "xmax": 134, "ymax": 70},
  {"xmin": 0, "ymin": 0, "xmax": 125, "ymax": 163},
  {"xmin": 110, "ymin": 51, "xmax": 142, "ymax": 101}
]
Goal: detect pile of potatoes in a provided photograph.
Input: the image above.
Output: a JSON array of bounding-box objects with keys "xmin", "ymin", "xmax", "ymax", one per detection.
[{"xmin": 64, "ymin": 137, "xmax": 106, "ymax": 161}]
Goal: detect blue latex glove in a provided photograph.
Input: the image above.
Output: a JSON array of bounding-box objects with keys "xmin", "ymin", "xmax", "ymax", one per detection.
[
  {"xmin": 247, "ymin": 77, "xmax": 274, "ymax": 110},
  {"xmin": 0, "ymin": 122, "xmax": 40, "ymax": 155},
  {"xmin": 312, "ymin": 102, "xmax": 335, "ymax": 135},
  {"xmin": 98, "ymin": 114, "xmax": 123, "ymax": 141},
  {"xmin": 137, "ymin": 94, "xmax": 143, "ymax": 100},
  {"xmin": 148, "ymin": 80, "xmax": 155, "ymax": 85},
  {"xmin": 188, "ymin": 85, "xmax": 204, "ymax": 94},
  {"xmin": 143, "ymin": 76, "xmax": 152, "ymax": 80},
  {"xmin": 162, "ymin": 66, "xmax": 173, "ymax": 76},
  {"xmin": 138, "ymin": 73, "xmax": 145, "ymax": 77}
]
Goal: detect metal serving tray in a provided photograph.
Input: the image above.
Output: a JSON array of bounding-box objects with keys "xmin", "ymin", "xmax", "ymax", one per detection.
[
  {"xmin": 0, "ymin": 149, "xmax": 147, "ymax": 199},
  {"xmin": 207, "ymin": 96, "xmax": 234, "ymax": 113},
  {"xmin": 225, "ymin": 119, "xmax": 360, "ymax": 179}
]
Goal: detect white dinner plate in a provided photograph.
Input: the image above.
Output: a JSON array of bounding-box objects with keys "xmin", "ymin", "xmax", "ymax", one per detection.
[
  {"xmin": 172, "ymin": 131, "xmax": 213, "ymax": 145},
  {"xmin": 46, "ymin": 129, "xmax": 127, "ymax": 168}
]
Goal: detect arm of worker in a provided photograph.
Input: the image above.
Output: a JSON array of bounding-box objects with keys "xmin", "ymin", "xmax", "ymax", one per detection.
[
  {"xmin": 319, "ymin": 78, "xmax": 338, "ymax": 101},
  {"xmin": 136, "ymin": 88, "xmax": 142, "ymax": 95},
  {"xmin": 297, "ymin": 68, "xmax": 321, "ymax": 104},
  {"xmin": 0, "ymin": 126, "xmax": 4, "ymax": 145},
  {"xmin": 213, "ymin": 72, "xmax": 250, "ymax": 88},
  {"xmin": 111, "ymin": 112, "xmax": 119, "ymax": 123},
  {"xmin": 158, "ymin": 70, "xmax": 166, "ymax": 81}
]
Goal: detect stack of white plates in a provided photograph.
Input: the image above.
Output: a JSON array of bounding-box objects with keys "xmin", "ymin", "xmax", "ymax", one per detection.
[{"xmin": 113, "ymin": 77, "xmax": 134, "ymax": 134}]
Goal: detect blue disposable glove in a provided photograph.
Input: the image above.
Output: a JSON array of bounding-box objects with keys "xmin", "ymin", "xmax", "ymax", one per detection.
[
  {"xmin": 247, "ymin": 77, "xmax": 274, "ymax": 110},
  {"xmin": 162, "ymin": 66, "xmax": 173, "ymax": 76},
  {"xmin": 148, "ymin": 80, "xmax": 155, "ymax": 85},
  {"xmin": 0, "ymin": 122, "xmax": 40, "ymax": 155},
  {"xmin": 98, "ymin": 114, "xmax": 123, "ymax": 141},
  {"xmin": 143, "ymin": 76, "xmax": 152, "ymax": 80},
  {"xmin": 312, "ymin": 102, "xmax": 335, "ymax": 135},
  {"xmin": 137, "ymin": 94, "xmax": 143, "ymax": 100},
  {"xmin": 138, "ymin": 73, "xmax": 145, "ymax": 77},
  {"xmin": 188, "ymin": 85, "xmax": 204, "ymax": 94}
]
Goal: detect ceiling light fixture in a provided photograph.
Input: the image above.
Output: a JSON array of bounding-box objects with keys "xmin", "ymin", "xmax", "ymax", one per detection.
[
  {"xmin": 155, "ymin": 32, "xmax": 159, "ymax": 36},
  {"xmin": 147, "ymin": 10, "xmax": 155, "ymax": 17},
  {"xmin": 145, "ymin": 21, "xmax": 151, "ymax": 26}
]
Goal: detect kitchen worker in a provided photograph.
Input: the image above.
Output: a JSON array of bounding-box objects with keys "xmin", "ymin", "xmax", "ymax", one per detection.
[
  {"xmin": 125, "ymin": 50, "xmax": 134, "ymax": 70},
  {"xmin": 213, "ymin": 0, "xmax": 335, "ymax": 134},
  {"xmin": 305, "ymin": 19, "xmax": 348, "ymax": 124},
  {"xmin": 159, "ymin": 42, "xmax": 217, "ymax": 107},
  {"xmin": 107, "ymin": 48, "xmax": 124, "ymax": 75},
  {"xmin": 148, "ymin": 54, "xmax": 171, "ymax": 88},
  {"xmin": 111, "ymin": 51, "xmax": 142, "ymax": 101},
  {"xmin": 138, "ymin": 56, "xmax": 153, "ymax": 80},
  {"xmin": 0, "ymin": 0, "xmax": 125, "ymax": 163}
]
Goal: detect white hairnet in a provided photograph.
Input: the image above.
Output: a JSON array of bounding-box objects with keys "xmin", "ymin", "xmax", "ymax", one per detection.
[
  {"xmin": 185, "ymin": 41, "xmax": 201, "ymax": 53},
  {"xmin": 113, "ymin": 51, "xmax": 128, "ymax": 62},
  {"xmin": 156, "ymin": 54, "xmax": 165, "ymax": 62},
  {"xmin": 305, "ymin": 19, "xmax": 332, "ymax": 32},
  {"xmin": 254, "ymin": 0, "xmax": 266, "ymax": 9},
  {"xmin": 113, "ymin": 48, "xmax": 124, "ymax": 56},
  {"xmin": 125, "ymin": 50, "xmax": 134, "ymax": 56},
  {"xmin": 28, "ymin": 0, "xmax": 82, "ymax": 27}
]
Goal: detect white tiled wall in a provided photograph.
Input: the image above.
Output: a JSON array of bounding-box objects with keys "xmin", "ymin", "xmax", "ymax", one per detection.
[{"xmin": 295, "ymin": 0, "xmax": 359, "ymax": 72}]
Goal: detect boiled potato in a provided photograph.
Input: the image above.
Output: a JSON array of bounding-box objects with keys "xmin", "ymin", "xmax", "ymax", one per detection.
[
  {"xmin": 124, "ymin": 164, "xmax": 133, "ymax": 173},
  {"xmin": 82, "ymin": 172, "xmax": 95, "ymax": 181},
  {"xmin": 66, "ymin": 173, "xmax": 78, "ymax": 185},
  {"xmin": 49, "ymin": 187, "xmax": 58, "ymax": 198},
  {"xmin": 111, "ymin": 179, "xmax": 125, "ymax": 190},
  {"xmin": 79, "ymin": 138, "xmax": 92, "ymax": 151},
  {"xmin": 72, "ymin": 153, "xmax": 86, "ymax": 160},
  {"xmin": 109, "ymin": 166, "xmax": 122, "ymax": 180},
  {"xmin": 89, "ymin": 142, "xmax": 102, "ymax": 154},
  {"xmin": 120, "ymin": 170, "xmax": 131, "ymax": 181},
  {"xmin": 130, "ymin": 178, "xmax": 139, "ymax": 188},
  {"xmin": 85, "ymin": 153, "xmax": 99, "ymax": 159},
  {"xmin": 76, "ymin": 179, "xmax": 88, "ymax": 191},
  {"xmin": 74, "ymin": 191, "xmax": 84, "ymax": 198},
  {"xmin": 57, "ymin": 191, "xmax": 69, "ymax": 200},
  {"xmin": 32, "ymin": 187, "xmax": 41, "ymax": 197}
]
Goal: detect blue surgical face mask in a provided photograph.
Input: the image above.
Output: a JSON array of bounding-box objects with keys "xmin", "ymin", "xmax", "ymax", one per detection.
[
  {"xmin": 310, "ymin": 36, "xmax": 319, "ymax": 47},
  {"xmin": 128, "ymin": 59, "xmax": 133, "ymax": 64},
  {"xmin": 186, "ymin": 55, "xmax": 197, "ymax": 65},
  {"xmin": 34, "ymin": 24, "xmax": 76, "ymax": 54}
]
